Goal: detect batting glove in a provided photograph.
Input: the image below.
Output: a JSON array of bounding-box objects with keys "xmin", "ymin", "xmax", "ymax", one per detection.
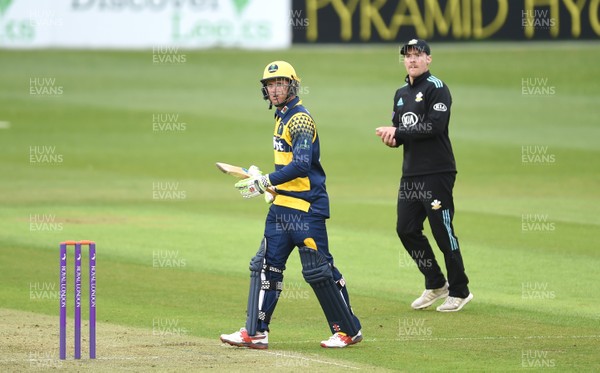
[
  {"xmin": 247, "ymin": 165, "xmax": 262, "ymax": 178},
  {"xmin": 235, "ymin": 167, "xmax": 273, "ymax": 199},
  {"xmin": 248, "ymin": 165, "xmax": 275, "ymax": 205},
  {"xmin": 246, "ymin": 165, "xmax": 275, "ymax": 204}
]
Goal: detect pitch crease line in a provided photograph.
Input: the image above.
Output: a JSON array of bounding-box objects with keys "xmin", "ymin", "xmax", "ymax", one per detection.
[
  {"xmin": 270, "ymin": 334, "xmax": 600, "ymax": 344},
  {"xmin": 261, "ymin": 350, "xmax": 360, "ymax": 370}
]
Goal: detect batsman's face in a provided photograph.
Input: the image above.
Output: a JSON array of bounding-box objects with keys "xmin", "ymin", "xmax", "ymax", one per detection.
[
  {"xmin": 265, "ymin": 78, "xmax": 290, "ymax": 106},
  {"xmin": 403, "ymin": 47, "xmax": 431, "ymax": 80}
]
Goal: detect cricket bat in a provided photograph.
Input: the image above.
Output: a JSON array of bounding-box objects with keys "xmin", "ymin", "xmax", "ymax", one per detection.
[{"xmin": 215, "ymin": 162, "xmax": 277, "ymax": 197}]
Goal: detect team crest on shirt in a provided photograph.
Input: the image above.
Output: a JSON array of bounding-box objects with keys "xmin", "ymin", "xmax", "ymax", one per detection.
[
  {"xmin": 415, "ymin": 92, "xmax": 423, "ymax": 102},
  {"xmin": 298, "ymin": 138, "xmax": 311, "ymax": 150},
  {"xmin": 431, "ymin": 199, "xmax": 442, "ymax": 210}
]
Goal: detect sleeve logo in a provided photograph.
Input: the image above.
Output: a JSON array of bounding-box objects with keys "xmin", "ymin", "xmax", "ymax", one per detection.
[
  {"xmin": 298, "ymin": 138, "xmax": 311, "ymax": 150},
  {"xmin": 433, "ymin": 103, "xmax": 447, "ymax": 112}
]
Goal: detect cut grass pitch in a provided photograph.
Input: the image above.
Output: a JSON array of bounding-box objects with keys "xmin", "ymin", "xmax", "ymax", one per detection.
[{"xmin": 0, "ymin": 43, "xmax": 599, "ymax": 371}]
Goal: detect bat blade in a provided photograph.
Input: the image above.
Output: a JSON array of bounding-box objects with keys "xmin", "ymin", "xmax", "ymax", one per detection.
[
  {"xmin": 215, "ymin": 162, "xmax": 278, "ymax": 196},
  {"xmin": 215, "ymin": 162, "xmax": 250, "ymax": 179}
]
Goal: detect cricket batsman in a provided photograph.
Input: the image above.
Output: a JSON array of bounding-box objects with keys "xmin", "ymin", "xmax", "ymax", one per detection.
[{"xmin": 219, "ymin": 61, "xmax": 363, "ymax": 349}]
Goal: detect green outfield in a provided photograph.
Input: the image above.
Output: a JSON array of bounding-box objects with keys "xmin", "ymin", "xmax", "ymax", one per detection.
[{"xmin": 1, "ymin": 43, "xmax": 599, "ymax": 371}]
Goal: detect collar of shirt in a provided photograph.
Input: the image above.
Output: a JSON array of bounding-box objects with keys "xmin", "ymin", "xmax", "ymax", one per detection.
[
  {"xmin": 404, "ymin": 70, "xmax": 431, "ymax": 88},
  {"xmin": 274, "ymin": 96, "xmax": 301, "ymax": 120}
]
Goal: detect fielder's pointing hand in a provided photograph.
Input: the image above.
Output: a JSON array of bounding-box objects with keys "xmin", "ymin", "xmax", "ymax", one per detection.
[{"xmin": 375, "ymin": 127, "xmax": 397, "ymax": 147}]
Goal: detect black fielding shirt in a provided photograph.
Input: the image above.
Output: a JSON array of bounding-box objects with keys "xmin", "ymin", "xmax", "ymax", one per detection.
[{"xmin": 392, "ymin": 71, "xmax": 457, "ymax": 177}]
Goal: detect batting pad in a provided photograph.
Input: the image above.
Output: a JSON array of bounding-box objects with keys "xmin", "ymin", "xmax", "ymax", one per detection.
[
  {"xmin": 299, "ymin": 247, "xmax": 360, "ymax": 337},
  {"xmin": 245, "ymin": 239, "xmax": 266, "ymax": 336}
]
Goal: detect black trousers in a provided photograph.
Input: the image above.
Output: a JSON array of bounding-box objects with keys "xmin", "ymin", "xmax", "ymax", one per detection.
[{"xmin": 396, "ymin": 172, "xmax": 470, "ymax": 298}]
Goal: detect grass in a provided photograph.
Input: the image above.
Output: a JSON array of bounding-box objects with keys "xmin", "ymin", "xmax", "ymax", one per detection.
[{"xmin": 0, "ymin": 43, "xmax": 599, "ymax": 371}]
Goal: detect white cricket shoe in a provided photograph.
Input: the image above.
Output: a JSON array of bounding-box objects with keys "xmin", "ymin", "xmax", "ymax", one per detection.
[
  {"xmin": 320, "ymin": 330, "xmax": 363, "ymax": 348},
  {"xmin": 220, "ymin": 328, "xmax": 268, "ymax": 349},
  {"xmin": 411, "ymin": 282, "xmax": 449, "ymax": 309},
  {"xmin": 436, "ymin": 293, "xmax": 474, "ymax": 312}
]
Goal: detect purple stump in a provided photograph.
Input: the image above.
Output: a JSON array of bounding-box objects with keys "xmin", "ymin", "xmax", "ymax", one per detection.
[
  {"xmin": 74, "ymin": 243, "xmax": 82, "ymax": 359},
  {"xmin": 88, "ymin": 242, "xmax": 96, "ymax": 359},
  {"xmin": 59, "ymin": 243, "xmax": 68, "ymax": 360}
]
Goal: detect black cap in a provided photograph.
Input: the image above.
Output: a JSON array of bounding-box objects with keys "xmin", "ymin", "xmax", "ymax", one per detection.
[{"xmin": 400, "ymin": 39, "xmax": 431, "ymax": 55}]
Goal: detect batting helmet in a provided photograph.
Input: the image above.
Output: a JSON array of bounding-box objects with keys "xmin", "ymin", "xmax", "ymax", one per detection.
[{"xmin": 260, "ymin": 61, "xmax": 301, "ymax": 108}]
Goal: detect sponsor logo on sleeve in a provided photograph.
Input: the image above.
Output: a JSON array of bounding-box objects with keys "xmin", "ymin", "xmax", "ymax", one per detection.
[{"xmin": 433, "ymin": 103, "xmax": 447, "ymax": 112}]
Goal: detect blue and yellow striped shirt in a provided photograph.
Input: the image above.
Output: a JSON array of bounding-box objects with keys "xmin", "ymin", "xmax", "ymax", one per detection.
[{"xmin": 268, "ymin": 97, "xmax": 329, "ymax": 217}]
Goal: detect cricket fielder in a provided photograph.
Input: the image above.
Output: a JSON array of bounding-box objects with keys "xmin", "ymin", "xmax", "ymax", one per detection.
[
  {"xmin": 220, "ymin": 61, "xmax": 363, "ymax": 349},
  {"xmin": 376, "ymin": 39, "xmax": 473, "ymax": 312}
]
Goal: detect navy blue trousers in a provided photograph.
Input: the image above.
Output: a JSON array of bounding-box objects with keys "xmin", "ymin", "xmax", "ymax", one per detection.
[{"xmin": 257, "ymin": 204, "xmax": 360, "ymax": 332}]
